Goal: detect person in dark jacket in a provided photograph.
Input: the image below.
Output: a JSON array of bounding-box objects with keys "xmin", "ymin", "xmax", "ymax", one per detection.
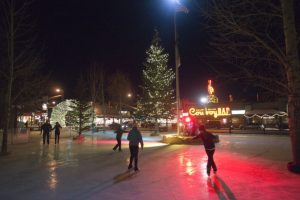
[
  {"xmin": 41, "ymin": 120, "xmax": 52, "ymax": 144},
  {"xmin": 113, "ymin": 126, "xmax": 126, "ymax": 151},
  {"xmin": 194, "ymin": 125, "xmax": 218, "ymax": 176},
  {"xmin": 53, "ymin": 122, "xmax": 62, "ymax": 144},
  {"xmin": 127, "ymin": 124, "xmax": 144, "ymax": 171}
]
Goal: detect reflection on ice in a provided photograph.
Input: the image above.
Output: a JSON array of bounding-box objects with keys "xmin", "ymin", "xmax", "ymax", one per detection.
[
  {"xmin": 178, "ymin": 154, "xmax": 196, "ymax": 176},
  {"xmin": 47, "ymin": 160, "xmax": 58, "ymax": 190}
]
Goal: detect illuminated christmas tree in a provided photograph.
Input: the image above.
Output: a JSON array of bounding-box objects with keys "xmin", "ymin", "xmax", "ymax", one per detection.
[
  {"xmin": 66, "ymin": 100, "xmax": 92, "ymax": 135},
  {"xmin": 50, "ymin": 100, "xmax": 74, "ymax": 127},
  {"xmin": 137, "ymin": 30, "xmax": 175, "ymax": 133}
]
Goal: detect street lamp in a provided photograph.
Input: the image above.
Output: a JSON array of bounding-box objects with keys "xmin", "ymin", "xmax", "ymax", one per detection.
[
  {"xmin": 170, "ymin": 0, "xmax": 188, "ymax": 135},
  {"xmin": 200, "ymin": 96, "xmax": 208, "ymax": 104},
  {"xmin": 46, "ymin": 87, "xmax": 64, "ymax": 120}
]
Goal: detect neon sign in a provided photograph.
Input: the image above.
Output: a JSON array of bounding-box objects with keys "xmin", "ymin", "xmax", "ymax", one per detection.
[
  {"xmin": 207, "ymin": 80, "xmax": 218, "ymax": 103},
  {"xmin": 208, "ymin": 80, "xmax": 214, "ymax": 95},
  {"xmin": 189, "ymin": 107, "xmax": 231, "ymax": 118}
]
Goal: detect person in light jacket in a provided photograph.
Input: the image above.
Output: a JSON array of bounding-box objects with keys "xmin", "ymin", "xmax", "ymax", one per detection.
[{"xmin": 127, "ymin": 124, "xmax": 143, "ymax": 171}]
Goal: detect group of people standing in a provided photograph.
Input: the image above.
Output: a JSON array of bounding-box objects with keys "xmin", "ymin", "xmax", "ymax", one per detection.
[{"xmin": 40, "ymin": 120, "xmax": 62, "ymax": 145}]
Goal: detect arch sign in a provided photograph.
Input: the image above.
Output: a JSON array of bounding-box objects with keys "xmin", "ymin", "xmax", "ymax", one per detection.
[{"xmin": 189, "ymin": 107, "xmax": 231, "ymax": 118}]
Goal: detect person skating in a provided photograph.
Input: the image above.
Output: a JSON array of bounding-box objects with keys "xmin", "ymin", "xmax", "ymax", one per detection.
[
  {"xmin": 194, "ymin": 125, "xmax": 218, "ymax": 176},
  {"xmin": 127, "ymin": 124, "xmax": 143, "ymax": 171},
  {"xmin": 113, "ymin": 125, "xmax": 126, "ymax": 151},
  {"xmin": 41, "ymin": 120, "xmax": 52, "ymax": 145},
  {"xmin": 53, "ymin": 122, "xmax": 62, "ymax": 144}
]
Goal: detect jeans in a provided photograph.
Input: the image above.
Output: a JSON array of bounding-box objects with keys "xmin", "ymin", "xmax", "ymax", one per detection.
[
  {"xmin": 55, "ymin": 133, "xmax": 60, "ymax": 144},
  {"xmin": 113, "ymin": 138, "xmax": 122, "ymax": 151},
  {"xmin": 129, "ymin": 145, "xmax": 139, "ymax": 169},
  {"xmin": 205, "ymin": 149, "xmax": 217, "ymax": 173},
  {"xmin": 43, "ymin": 132, "xmax": 50, "ymax": 144}
]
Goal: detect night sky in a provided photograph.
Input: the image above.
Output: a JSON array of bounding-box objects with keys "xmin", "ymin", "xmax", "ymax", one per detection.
[{"xmin": 35, "ymin": 0, "xmax": 241, "ymax": 102}]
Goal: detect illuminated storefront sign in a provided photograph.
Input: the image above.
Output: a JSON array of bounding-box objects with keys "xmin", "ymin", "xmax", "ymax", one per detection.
[{"xmin": 189, "ymin": 107, "xmax": 231, "ymax": 118}]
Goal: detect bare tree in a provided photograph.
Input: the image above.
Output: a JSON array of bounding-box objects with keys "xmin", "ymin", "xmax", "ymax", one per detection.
[
  {"xmin": 0, "ymin": 0, "xmax": 46, "ymax": 153},
  {"xmin": 86, "ymin": 62, "xmax": 106, "ymax": 127},
  {"xmin": 200, "ymin": 0, "xmax": 300, "ymax": 172},
  {"xmin": 107, "ymin": 71, "xmax": 132, "ymax": 124}
]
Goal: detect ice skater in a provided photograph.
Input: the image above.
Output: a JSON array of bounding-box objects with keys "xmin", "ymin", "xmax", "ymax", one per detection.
[
  {"xmin": 41, "ymin": 120, "xmax": 52, "ymax": 145},
  {"xmin": 127, "ymin": 124, "xmax": 143, "ymax": 171},
  {"xmin": 194, "ymin": 125, "xmax": 218, "ymax": 176},
  {"xmin": 113, "ymin": 125, "xmax": 126, "ymax": 151},
  {"xmin": 53, "ymin": 122, "xmax": 62, "ymax": 144}
]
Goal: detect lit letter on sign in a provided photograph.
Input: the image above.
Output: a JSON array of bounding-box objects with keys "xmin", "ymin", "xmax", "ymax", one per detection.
[{"xmin": 189, "ymin": 107, "xmax": 231, "ymax": 118}]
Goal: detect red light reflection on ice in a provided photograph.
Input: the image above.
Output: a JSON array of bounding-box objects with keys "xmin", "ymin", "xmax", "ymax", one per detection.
[{"xmin": 178, "ymin": 154, "xmax": 197, "ymax": 176}]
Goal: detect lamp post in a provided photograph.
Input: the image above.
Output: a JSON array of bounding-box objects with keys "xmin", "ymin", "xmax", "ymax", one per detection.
[
  {"xmin": 172, "ymin": 0, "xmax": 188, "ymax": 135},
  {"xmin": 174, "ymin": 5, "xmax": 181, "ymax": 135}
]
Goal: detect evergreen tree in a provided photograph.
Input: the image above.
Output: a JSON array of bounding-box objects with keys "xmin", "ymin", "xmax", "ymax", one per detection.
[
  {"xmin": 65, "ymin": 76, "xmax": 92, "ymax": 135},
  {"xmin": 138, "ymin": 30, "xmax": 175, "ymax": 134},
  {"xmin": 66, "ymin": 100, "xmax": 92, "ymax": 135}
]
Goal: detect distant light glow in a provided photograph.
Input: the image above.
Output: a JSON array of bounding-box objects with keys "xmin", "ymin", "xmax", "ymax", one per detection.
[
  {"xmin": 200, "ymin": 97, "xmax": 208, "ymax": 104},
  {"xmin": 232, "ymin": 110, "xmax": 245, "ymax": 115},
  {"xmin": 222, "ymin": 118, "xmax": 227, "ymax": 124},
  {"xmin": 56, "ymin": 88, "xmax": 61, "ymax": 93},
  {"xmin": 185, "ymin": 117, "xmax": 191, "ymax": 123},
  {"xmin": 182, "ymin": 112, "xmax": 188, "ymax": 117},
  {"xmin": 170, "ymin": 0, "xmax": 180, "ymax": 4},
  {"xmin": 42, "ymin": 103, "xmax": 47, "ymax": 111}
]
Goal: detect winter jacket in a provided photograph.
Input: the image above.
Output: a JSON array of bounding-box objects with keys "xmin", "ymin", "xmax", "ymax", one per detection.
[
  {"xmin": 115, "ymin": 128, "xmax": 126, "ymax": 140},
  {"xmin": 41, "ymin": 123, "xmax": 52, "ymax": 134},
  {"xmin": 53, "ymin": 124, "xmax": 62, "ymax": 134},
  {"xmin": 127, "ymin": 127, "xmax": 143, "ymax": 147},
  {"xmin": 197, "ymin": 131, "xmax": 216, "ymax": 150}
]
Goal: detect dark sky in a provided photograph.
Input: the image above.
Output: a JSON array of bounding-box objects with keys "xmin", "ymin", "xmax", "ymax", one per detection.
[{"xmin": 35, "ymin": 0, "xmax": 232, "ymax": 102}]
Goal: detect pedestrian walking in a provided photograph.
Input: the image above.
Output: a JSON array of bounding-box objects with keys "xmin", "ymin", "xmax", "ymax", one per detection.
[
  {"xmin": 194, "ymin": 125, "xmax": 218, "ymax": 176},
  {"xmin": 127, "ymin": 124, "xmax": 143, "ymax": 171},
  {"xmin": 53, "ymin": 122, "xmax": 62, "ymax": 144},
  {"xmin": 113, "ymin": 125, "xmax": 126, "ymax": 151},
  {"xmin": 41, "ymin": 120, "xmax": 52, "ymax": 145}
]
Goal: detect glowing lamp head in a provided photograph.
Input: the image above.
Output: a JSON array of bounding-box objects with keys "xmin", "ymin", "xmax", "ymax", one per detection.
[{"xmin": 200, "ymin": 97, "xmax": 208, "ymax": 104}]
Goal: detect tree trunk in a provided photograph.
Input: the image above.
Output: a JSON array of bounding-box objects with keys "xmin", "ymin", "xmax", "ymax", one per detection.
[
  {"xmin": 2, "ymin": 1, "xmax": 14, "ymax": 154},
  {"xmin": 154, "ymin": 118, "xmax": 159, "ymax": 134},
  {"xmin": 281, "ymin": 0, "xmax": 300, "ymax": 172},
  {"xmin": 101, "ymin": 70, "xmax": 106, "ymax": 127},
  {"xmin": 119, "ymin": 97, "xmax": 123, "ymax": 125},
  {"xmin": 79, "ymin": 109, "xmax": 82, "ymax": 135}
]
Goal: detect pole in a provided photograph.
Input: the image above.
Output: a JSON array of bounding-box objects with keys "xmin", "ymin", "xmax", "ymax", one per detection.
[{"xmin": 174, "ymin": 10, "xmax": 181, "ymax": 135}]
